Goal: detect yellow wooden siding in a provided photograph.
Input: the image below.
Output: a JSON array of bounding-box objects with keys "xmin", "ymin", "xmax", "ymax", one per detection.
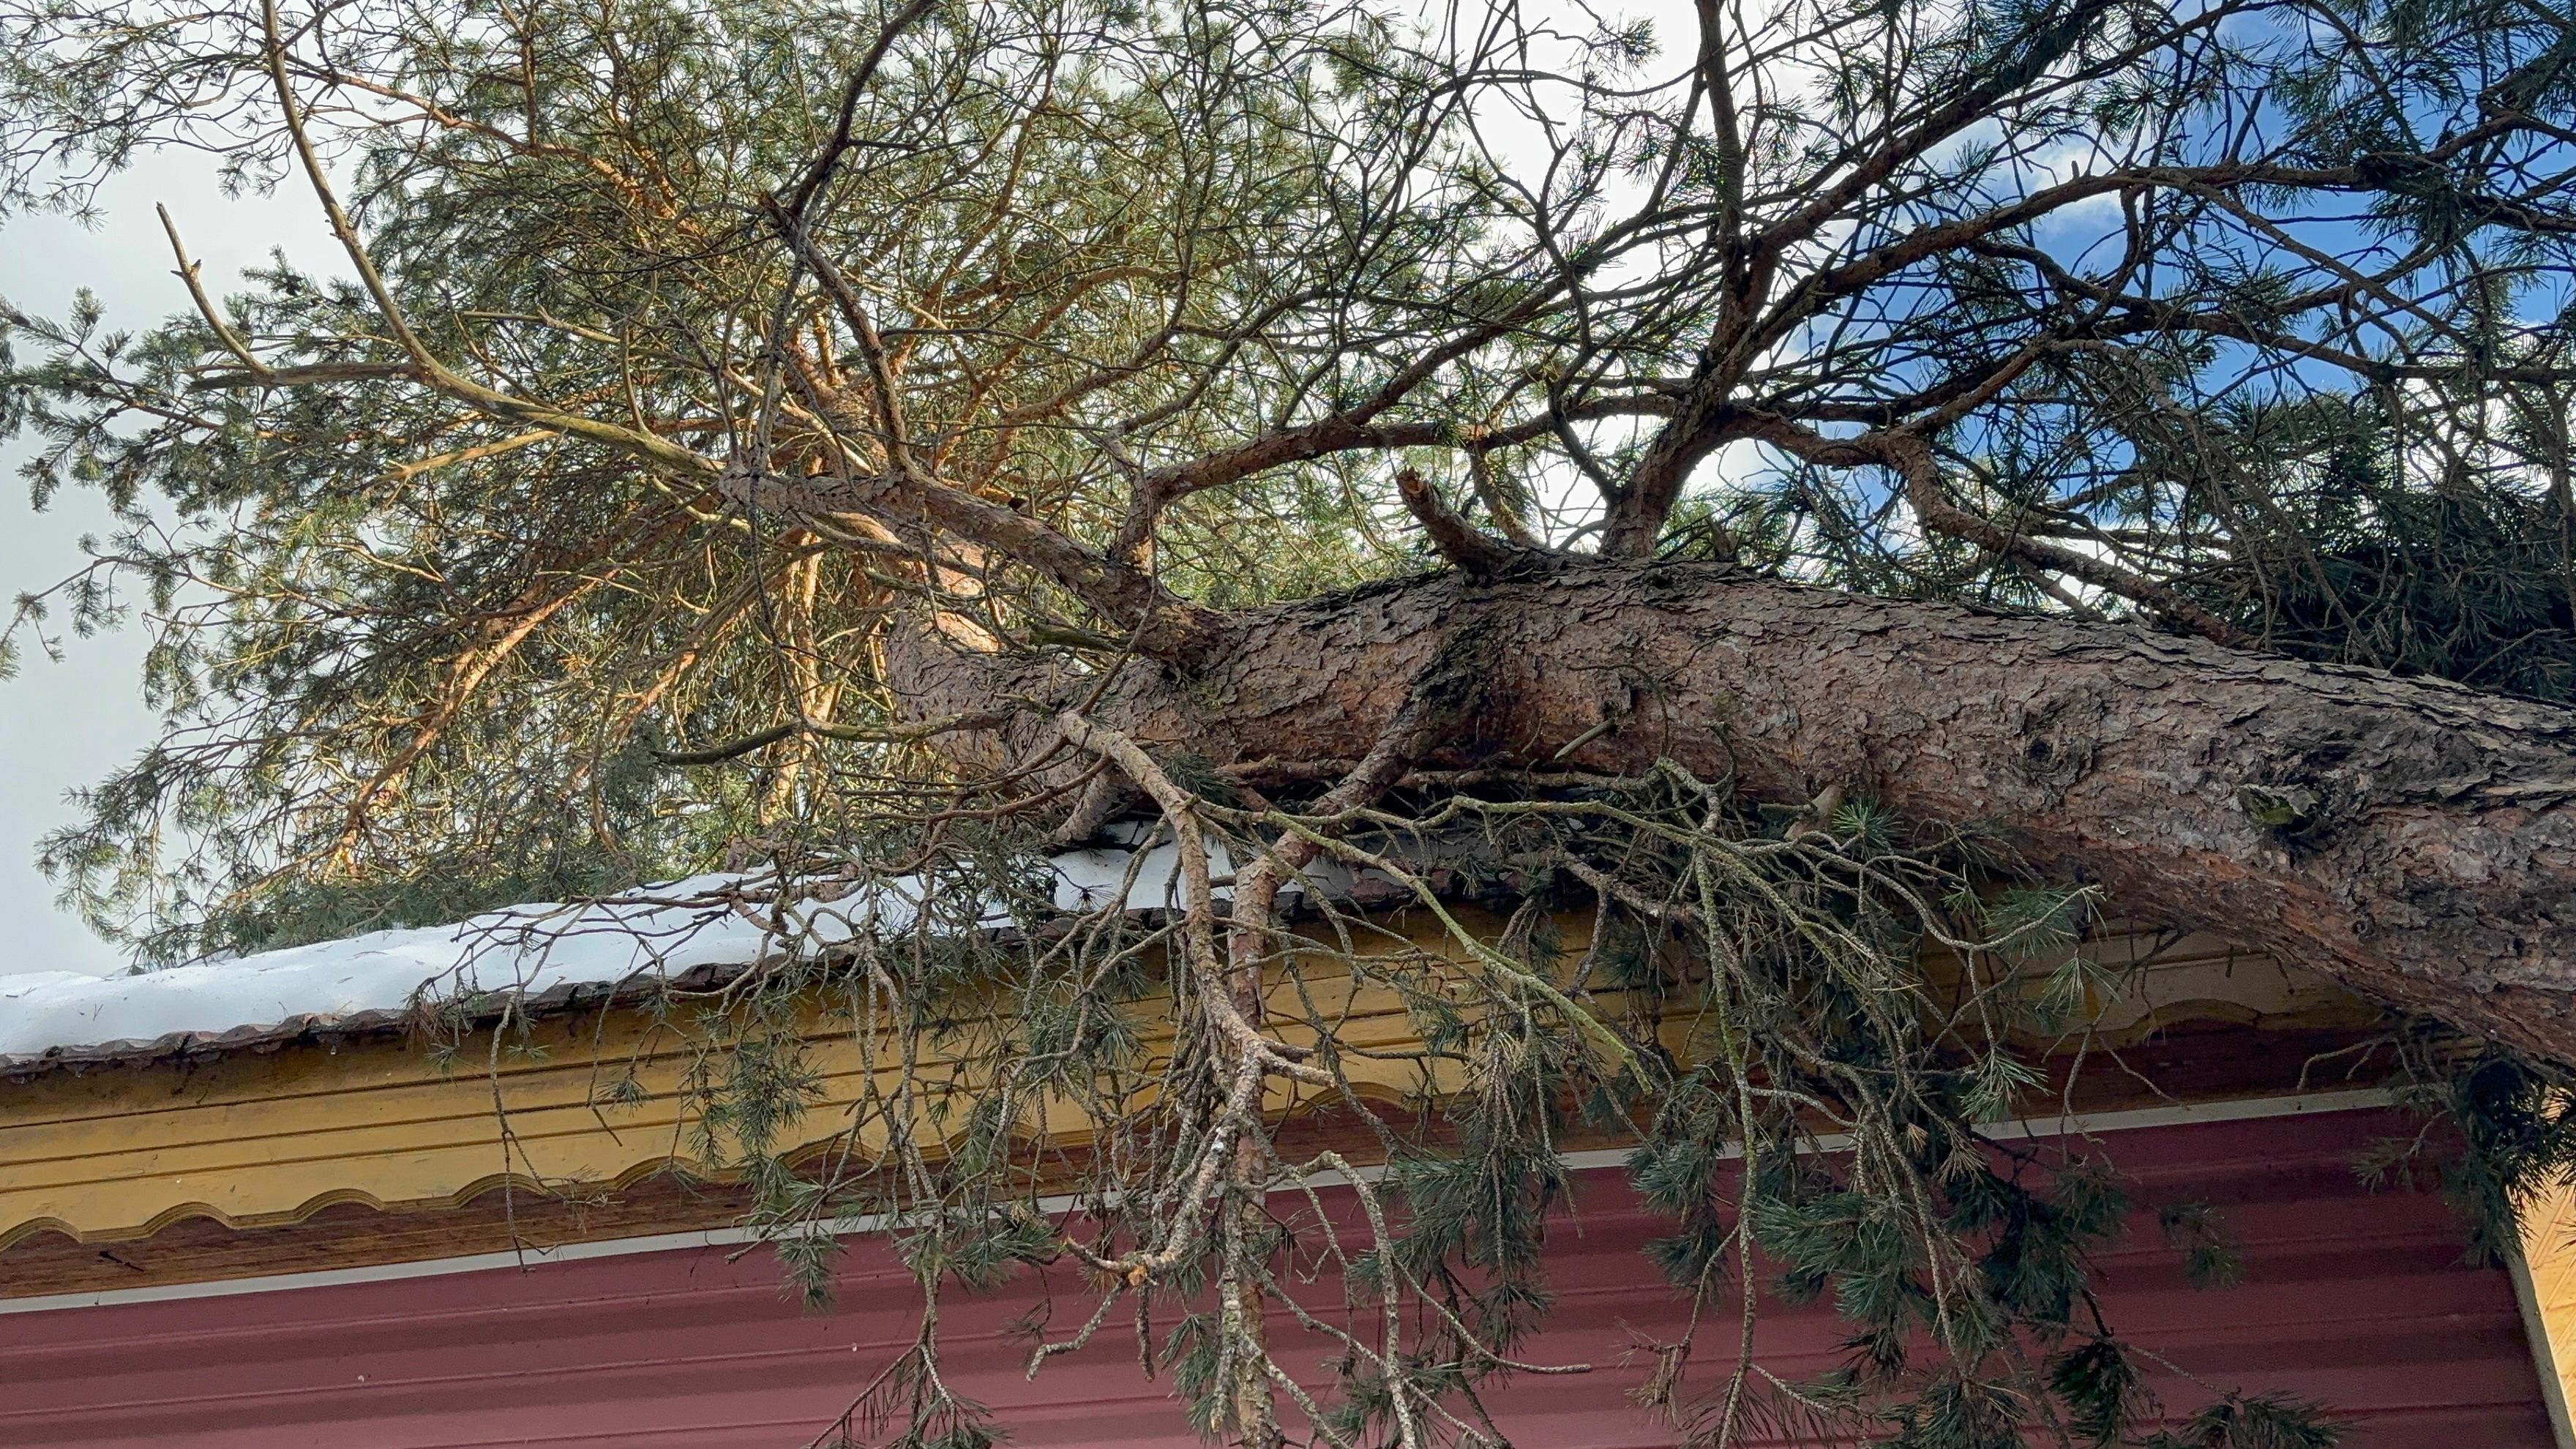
[
  {"xmin": 1920, "ymin": 926, "xmax": 2380, "ymax": 1041},
  {"xmin": 0, "ymin": 912, "xmax": 2378, "ymax": 1252},
  {"xmin": 2518, "ymin": 1177, "xmax": 2576, "ymax": 1446},
  {"xmin": 0, "ymin": 911, "xmax": 1530, "ymax": 1247}
]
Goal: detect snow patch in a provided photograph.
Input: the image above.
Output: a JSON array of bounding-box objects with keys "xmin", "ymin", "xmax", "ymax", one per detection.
[{"xmin": 0, "ymin": 839, "xmax": 1315, "ymax": 1070}]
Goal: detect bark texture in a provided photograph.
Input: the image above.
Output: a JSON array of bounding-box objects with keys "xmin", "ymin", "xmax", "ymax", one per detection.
[{"xmin": 893, "ymin": 558, "xmax": 2576, "ymax": 1064}]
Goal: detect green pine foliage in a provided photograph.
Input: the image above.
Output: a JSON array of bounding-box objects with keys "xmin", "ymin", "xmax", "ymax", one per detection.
[{"xmin": 1, "ymin": 0, "xmax": 2570, "ymax": 1442}]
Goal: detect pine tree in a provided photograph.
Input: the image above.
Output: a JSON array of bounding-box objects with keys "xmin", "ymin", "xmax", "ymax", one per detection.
[{"xmin": 4, "ymin": 0, "xmax": 2575, "ymax": 1442}]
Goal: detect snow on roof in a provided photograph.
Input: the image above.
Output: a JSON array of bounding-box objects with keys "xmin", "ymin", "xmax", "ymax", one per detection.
[{"xmin": 0, "ymin": 836, "xmax": 1267, "ymax": 1077}]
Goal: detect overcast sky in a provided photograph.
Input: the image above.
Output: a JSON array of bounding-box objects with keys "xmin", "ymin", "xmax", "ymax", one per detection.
[{"xmin": 0, "ymin": 152, "xmax": 345, "ymax": 975}]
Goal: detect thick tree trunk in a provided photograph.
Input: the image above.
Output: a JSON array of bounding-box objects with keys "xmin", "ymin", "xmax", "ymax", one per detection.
[{"xmin": 892, "ymin": 558, "xmax": 2576, "ymax": 1065}]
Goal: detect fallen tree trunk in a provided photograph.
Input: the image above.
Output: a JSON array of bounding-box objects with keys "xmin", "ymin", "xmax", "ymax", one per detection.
[{"xmin": 892, "ymin": 558, "xmax": 2576, "ymax": 1065}]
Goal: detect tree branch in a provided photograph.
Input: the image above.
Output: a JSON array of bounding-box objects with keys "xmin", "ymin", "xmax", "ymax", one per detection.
[
  {"xmin": 1737, "ymin": 411, "xmax": 2250, "ymax": 645},
  {"xmin": 658, "ymin": 709, "xmax": 1014, "ymax": 767},
  {"xmin": 1393, "ymin": 468, "xmax": 1537, "ymax": 577}
]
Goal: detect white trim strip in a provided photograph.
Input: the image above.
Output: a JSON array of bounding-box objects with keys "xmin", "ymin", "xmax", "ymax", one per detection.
[{"xmin": 0, "ymin": 1088, "xmax": 2394, "ymax": 1318}]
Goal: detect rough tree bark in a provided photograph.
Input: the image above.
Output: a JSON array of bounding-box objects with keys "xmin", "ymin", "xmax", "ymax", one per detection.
[{"xmin": 891, "ymin": 558, "xmax": 2576, "ymax": 1066}]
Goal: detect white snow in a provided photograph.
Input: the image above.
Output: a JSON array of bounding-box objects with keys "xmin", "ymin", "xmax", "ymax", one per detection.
[{"xmin": 0, "ymin": 834, "xmax": 1322, "ymax": 1068}]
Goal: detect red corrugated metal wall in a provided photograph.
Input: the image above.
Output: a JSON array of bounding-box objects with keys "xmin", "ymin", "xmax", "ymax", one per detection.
[{"xmin": 0, "ymin": 1109, "xmax": 2550, "ymax": 1448}]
